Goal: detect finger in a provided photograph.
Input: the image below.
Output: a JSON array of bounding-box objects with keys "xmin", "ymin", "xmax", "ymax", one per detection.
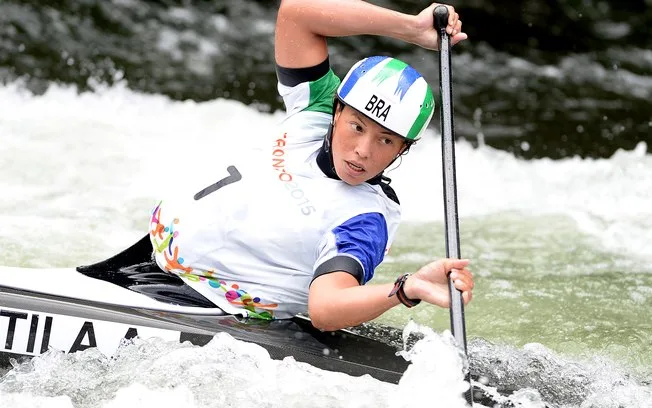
[
  {"xmin": 462, "ymin": 269, "xmax": 475, "ymax": 289},
  {"xmin": 447, "ymin": 9, "xmax": 457, "ymax": 34},
  {"xmin": 450, "ymin": 258, "xmax": 470, "ymax": 266},
  {"xmin": 452, "ymin": 20, "xmax": 462, "ymax": 36},
  {"xmin": 443, "ymin": 258, "xmax": 470, "ymax": 273},
  {"xmin": 462, "ymin": 290, "xmax": 472, "ymax": 305},
  {"xmin": 453, "ymin": 275, "xmax": 473, "ymax": 292},
  {"xmin": 454, "ymin": 267, "xmax": 473, "ymax": 280},
  {"xmin": 451, "ymin": 270, "xmax": 474, "ymax": 289},
  {"xmin": 451, "ymin": 32, "xmax": 468, "ymax": 46},
  {"xmin": 448, "ymin": 7, "xmax": 455, "ymax": 26}
]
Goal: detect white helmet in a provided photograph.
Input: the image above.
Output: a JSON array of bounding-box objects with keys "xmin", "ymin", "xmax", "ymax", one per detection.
[{"xmin": 336, "ymin": 56, "xmax": 435, "ymax": 141}]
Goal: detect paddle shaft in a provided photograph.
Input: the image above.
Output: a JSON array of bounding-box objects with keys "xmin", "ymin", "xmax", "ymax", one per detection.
[{"xmin": 433, "ymin": 6, "xmax": 473, "ymax": 405}]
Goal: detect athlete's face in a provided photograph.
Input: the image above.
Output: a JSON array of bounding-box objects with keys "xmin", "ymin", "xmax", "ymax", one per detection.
[{"xmin": 331, "ymin": 105, "xmax": 407, "ymax": 186}]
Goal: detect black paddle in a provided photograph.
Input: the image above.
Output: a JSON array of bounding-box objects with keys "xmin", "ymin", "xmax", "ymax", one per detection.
[{"xmin": 433, "ymin": 5, "xmax": 474, "ymax": 405}]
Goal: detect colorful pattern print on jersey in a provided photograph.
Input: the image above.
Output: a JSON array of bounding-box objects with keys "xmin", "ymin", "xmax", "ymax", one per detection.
[
  {"xmin": 177, "ymin": 270, "xmax": 278, "ymax": 320},
  {"xmin": 150, "ymin": 201, "xmax": 190, "ymax": 272},
  {"xmin": 149, "ymin": 201, "xmax": 278, "ymax": 319}
]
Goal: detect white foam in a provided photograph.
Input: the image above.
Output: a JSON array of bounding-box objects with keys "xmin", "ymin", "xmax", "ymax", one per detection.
[
  {"xmin": 393, "ymin": 130, "xmax": 649, "ymax": 219},
  {"xmin": 0, "ymin": 331, "xmax": 476, "ymax": 408},
  {"xmin": 1, "ymin": 79, "xmax": 650, "ymax": 406},
  {"xmin": 1, "ymin": 81, "xmax": 650, "ymax": 265},
  {"xmin": 391, "ymin": 131, "xmax": 651, "ymax": 261}
]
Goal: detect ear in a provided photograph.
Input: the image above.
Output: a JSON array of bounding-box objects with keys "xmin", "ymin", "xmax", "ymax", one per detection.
[
  {"xmin": 397, "ymin": 141, "xmax": 411, "ymax": 157},
  {"xmin": 333, "ymin": 101, "xmax": 344, "ymax": 123}
]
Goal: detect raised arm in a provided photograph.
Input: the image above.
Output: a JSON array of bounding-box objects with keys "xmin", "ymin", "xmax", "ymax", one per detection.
[{"xmin": 274, "ymin": 0, "xmax": 467, "ymax": 68}]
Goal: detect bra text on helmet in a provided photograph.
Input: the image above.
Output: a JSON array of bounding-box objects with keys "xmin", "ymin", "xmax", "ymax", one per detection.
[{"xmin": 364, "ymin": 95, "xmax": 391, "ymax": 121}]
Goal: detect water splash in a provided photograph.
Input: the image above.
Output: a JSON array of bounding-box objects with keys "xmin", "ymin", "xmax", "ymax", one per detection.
[
  {"xmin": 393, "ymin": 321, "xmax": 470, "ymax": 407},
  {"xmin": 469, "ymin": 338, "xmax": 652, "ymax": 407},
  {"xmin": 0, "ymin": 329, "xmax": 493, "ymax": 408},
  {"xmin": 0, "ymin": 82, "xmax": 650, "ymax": 407}
]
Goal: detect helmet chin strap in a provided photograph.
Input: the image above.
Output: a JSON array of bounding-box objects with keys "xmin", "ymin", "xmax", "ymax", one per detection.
[{"xmin": 316, "ymin": 121, "xmax": 341, "ymax": 180}]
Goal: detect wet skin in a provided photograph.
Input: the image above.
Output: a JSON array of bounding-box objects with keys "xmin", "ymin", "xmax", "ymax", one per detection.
[{"xmin": 330, "ymin": 105, "xmax": 407, "ymax": 186}]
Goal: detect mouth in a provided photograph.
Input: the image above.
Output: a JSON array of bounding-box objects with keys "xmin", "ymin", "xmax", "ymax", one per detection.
[{"xmin": 345, "ymin": 160, "xmax": 365, "ymax": 175}]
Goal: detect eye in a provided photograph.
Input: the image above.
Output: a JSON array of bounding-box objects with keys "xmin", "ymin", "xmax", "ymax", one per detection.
[
  {"xmin": 350, "ymin": 122, "xmax": 364, "ymax": 133},
  {"xmin": 381, "ymin": 137, "xmax": 394, "ymax": 145}
]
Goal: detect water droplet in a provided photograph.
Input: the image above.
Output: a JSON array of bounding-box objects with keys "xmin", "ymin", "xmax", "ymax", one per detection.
[
  {"xmin": 521, "ymin": 141, "xmax": 530, "ymax": 151},
  {"xmin": 576, "ymin": 125, "xmax": 584, "ymax": 133}
]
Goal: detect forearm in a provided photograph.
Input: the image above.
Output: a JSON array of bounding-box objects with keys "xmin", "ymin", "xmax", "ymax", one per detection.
[
  {"xmin": 276, "ymin": 0, "xmax": 418, "ymax": 67},
  {"xmin": 309, "ymin": 280, "xmax": 401, "ymax": 331},
  {"xmin": 279, "ymin": 0, "xmax": 415, "ymax": 42},
  {"xmin": 275, "ymin": 1, "xmax": 465, "ymax": 69}
]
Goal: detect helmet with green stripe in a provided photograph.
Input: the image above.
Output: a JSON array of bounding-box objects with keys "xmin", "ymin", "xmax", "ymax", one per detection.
[{"xmin": 336, "ymin": 56, "xmax": 434, "ymax": 141}]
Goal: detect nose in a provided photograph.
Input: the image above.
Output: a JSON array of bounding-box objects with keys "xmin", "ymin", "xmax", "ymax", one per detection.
[{"xmin": 354, "ymin": 135, "xmax": 373, "ymax": 159}]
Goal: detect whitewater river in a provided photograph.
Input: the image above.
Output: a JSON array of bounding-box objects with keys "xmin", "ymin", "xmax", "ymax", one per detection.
[{"xmin": 0, "ymin": 82, "xmax": 650, "ymax": 407}]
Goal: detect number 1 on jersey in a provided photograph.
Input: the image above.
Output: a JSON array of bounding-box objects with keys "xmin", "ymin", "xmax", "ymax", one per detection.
[{"xmin": 193, "ymin": 165, "xmax": 242, "ymax": 200}]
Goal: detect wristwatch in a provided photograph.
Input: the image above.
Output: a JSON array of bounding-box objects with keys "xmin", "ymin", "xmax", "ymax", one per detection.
[{"xmin": 388, "ymin": 273, "xmax": 421, "ymax": 308}]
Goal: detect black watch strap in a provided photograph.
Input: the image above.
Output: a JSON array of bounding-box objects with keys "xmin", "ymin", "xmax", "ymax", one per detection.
[{"xmin": 388, "ymin": 273, "xmax": 421, "ymax": 308}]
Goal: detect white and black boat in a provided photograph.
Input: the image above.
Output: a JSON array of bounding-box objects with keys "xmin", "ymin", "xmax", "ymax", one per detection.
[
  {"xmin": 1, "ymin": 236, "xmax": 505, "ymax": 405},
  {"xmin": 0, "ymin": 235, "xmax": 410, "ymax": 383}
]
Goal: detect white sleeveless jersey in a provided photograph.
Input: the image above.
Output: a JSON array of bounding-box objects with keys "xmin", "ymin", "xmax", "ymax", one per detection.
[{"xmin": 150, "ymin": 67, "xmax": 401, "ymax": 319}]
